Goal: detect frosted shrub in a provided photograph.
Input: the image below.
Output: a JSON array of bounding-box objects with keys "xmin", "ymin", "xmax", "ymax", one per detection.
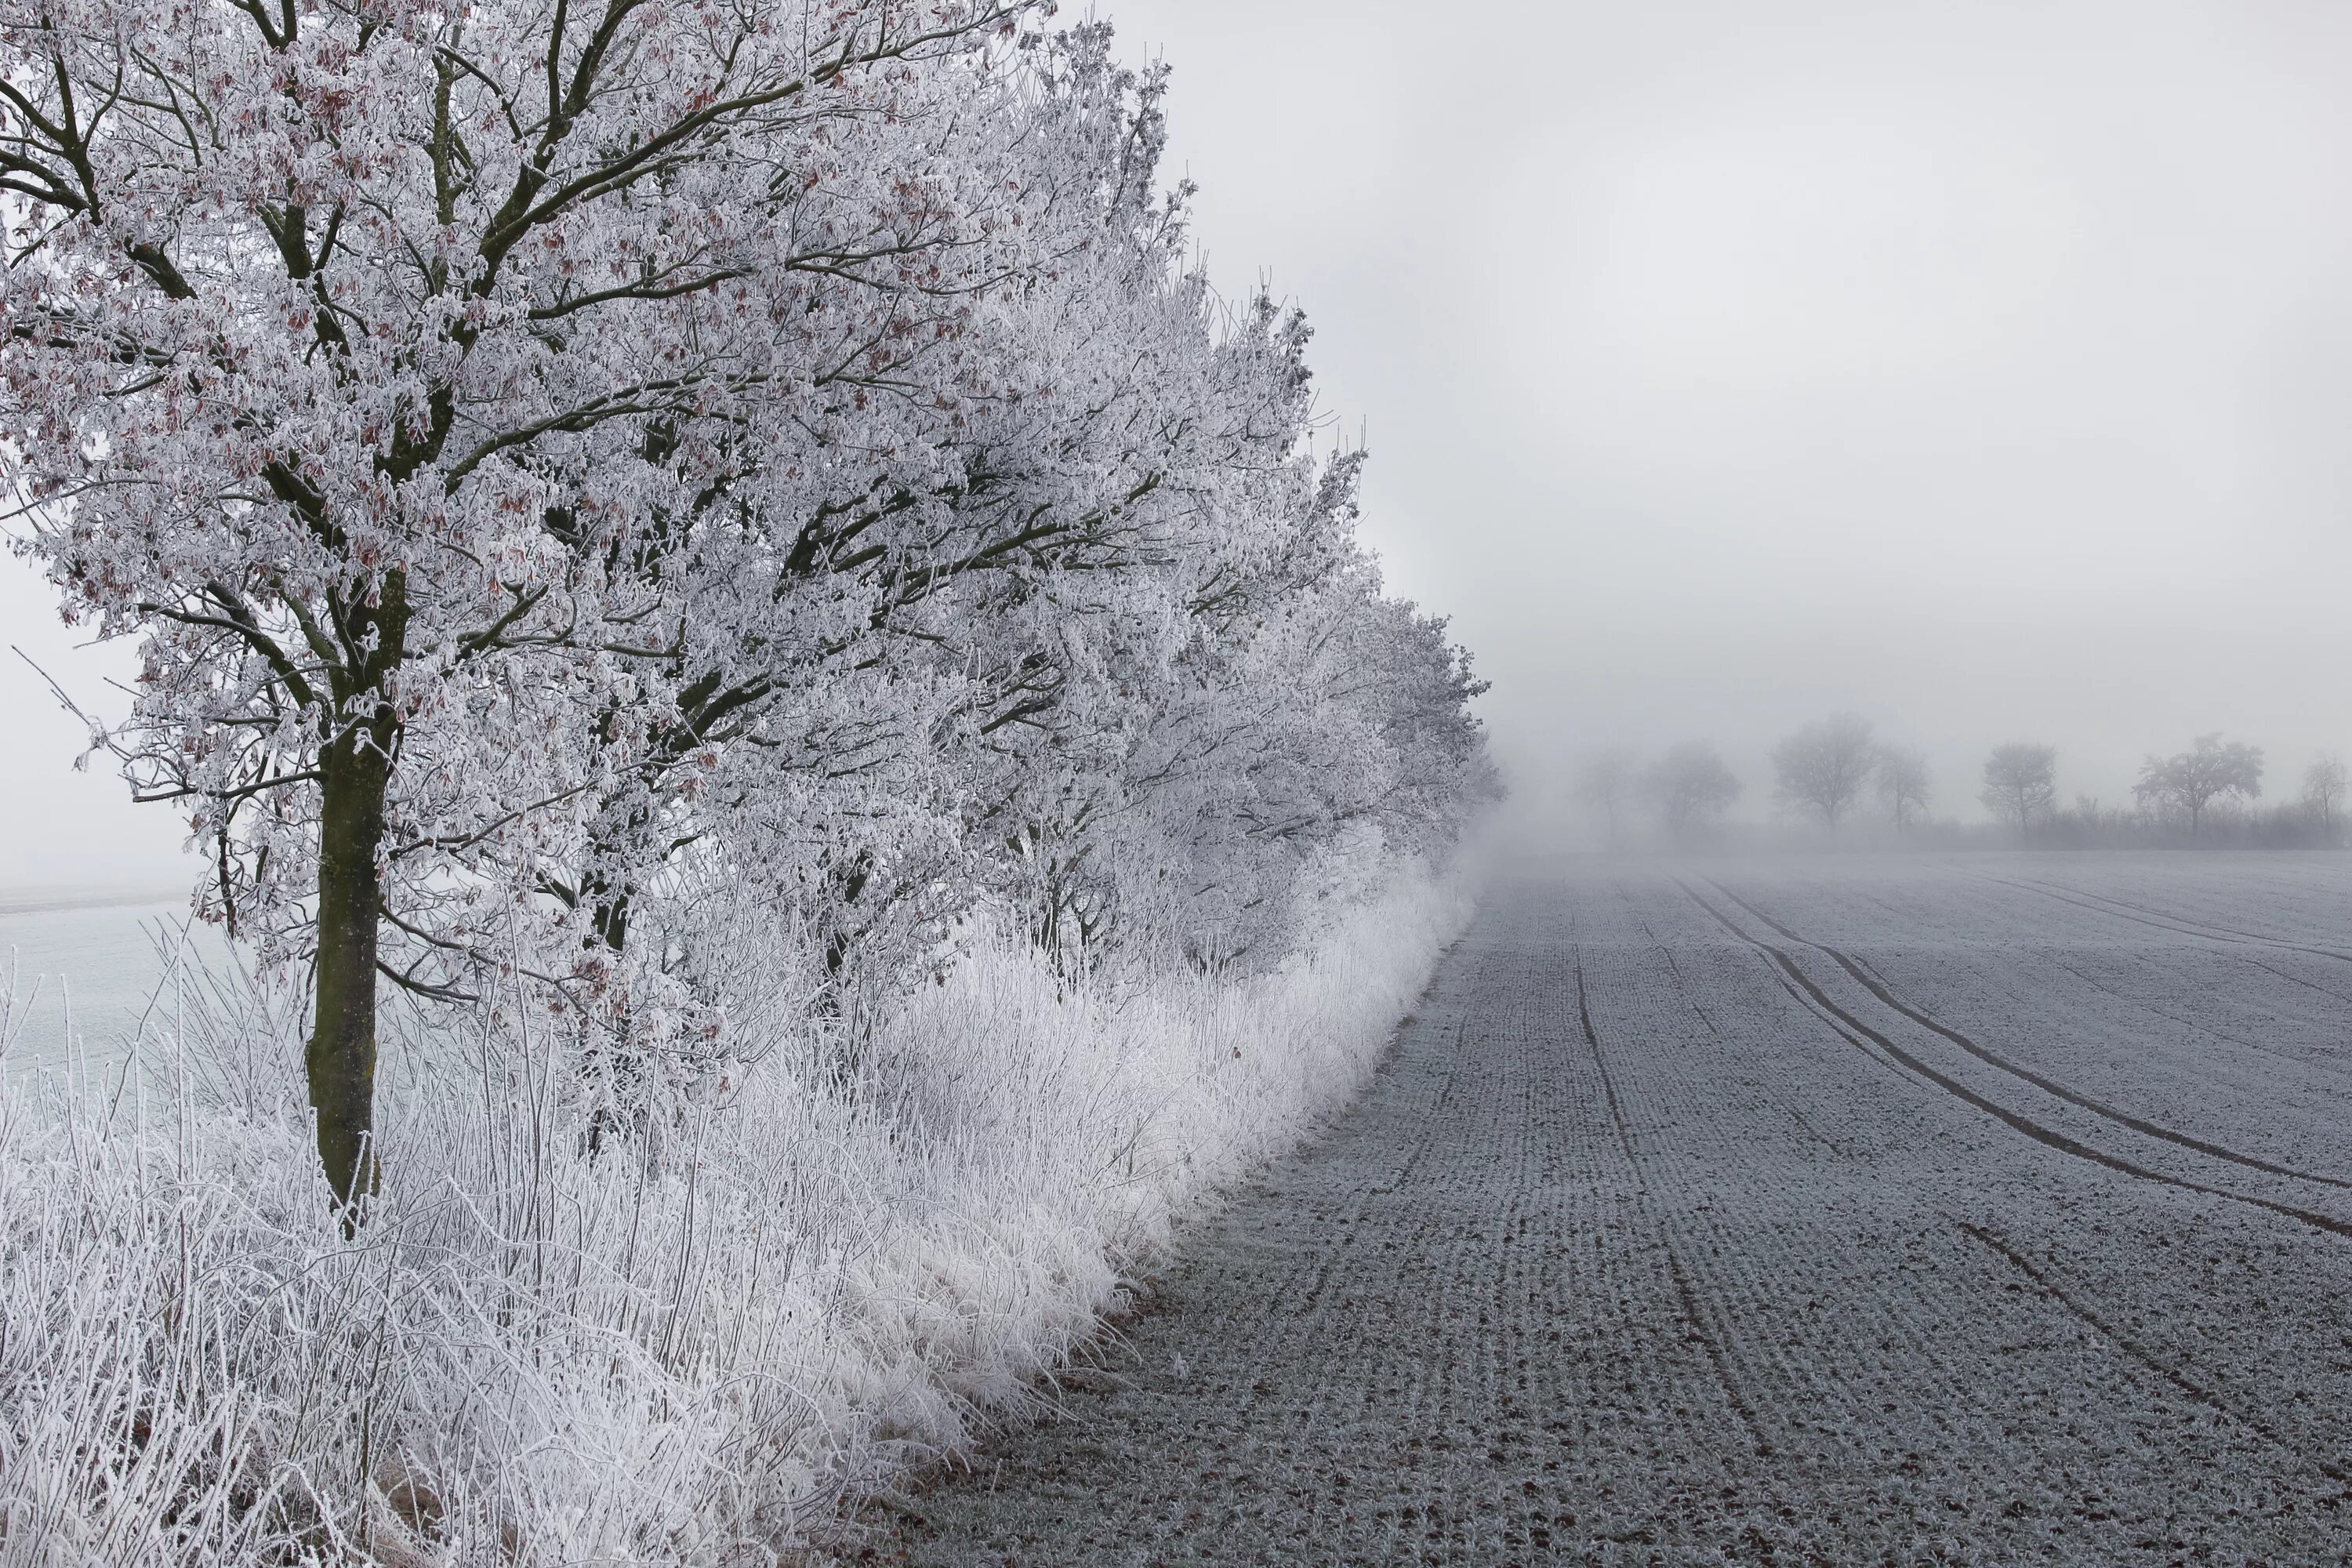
[{"xmin": 0, "ymin": 871, "xmax": 1466, "ymax": 1566}]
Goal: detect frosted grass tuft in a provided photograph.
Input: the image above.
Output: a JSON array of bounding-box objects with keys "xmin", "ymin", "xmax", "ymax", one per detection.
[{"xmin": 0, "ymin": 870, "xmax": 1467, "ymax": 1566}]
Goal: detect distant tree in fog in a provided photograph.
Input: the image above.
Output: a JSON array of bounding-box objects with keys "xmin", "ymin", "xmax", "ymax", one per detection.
[
  {"xmin": 2304, "ymin": 754, "xmax": 2347, "ymax": 842},
  {"xmin": 1875, "ymin": 745, "xmax": 1933, "ymax": 834},
  {"xmin": 1770, "ymin": 713, "xmax": 1877, "ymax": 829},
  {"xmin": 1980, "ymin": 743, "xmax": 2058, "ymax": 834},
  {"xmin": 1572, "ymin": 750, "xmax": 1641, "ymax": 844},
  {"xmin": 2134, "ymin": 734, "xmax": 2263, "ymax": 838},
  {"xmin": 1644, "ymin": 743, "xmax": 1740, "ymax": 843}
]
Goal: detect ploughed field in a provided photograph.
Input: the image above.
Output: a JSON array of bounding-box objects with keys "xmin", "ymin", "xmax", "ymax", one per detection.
[{"xmin": 875, "ymin": 856, "xmax": 2352, "ymax": 1566}]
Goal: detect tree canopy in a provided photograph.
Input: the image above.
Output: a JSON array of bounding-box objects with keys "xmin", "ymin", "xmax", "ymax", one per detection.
[
  {"xmin": 0, "ymin": 2, "xmax": 1494, "ymax": 1206},
  {"xmin": 1771, "ymin": 713, "xmax": 1876, "ymax": 829},
  {"xmin": 1980, "ymin": 742, "xmax": 2059, "ymax": 833},
  {"xmin": 2134, "ymin": 735, "xmax": 2263, "ymax": 838}
]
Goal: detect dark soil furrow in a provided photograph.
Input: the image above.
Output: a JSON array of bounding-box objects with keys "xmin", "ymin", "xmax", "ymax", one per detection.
[{"xmin": 1574, "ymin": 945, "xmax": 1775, "ymax": 1462}]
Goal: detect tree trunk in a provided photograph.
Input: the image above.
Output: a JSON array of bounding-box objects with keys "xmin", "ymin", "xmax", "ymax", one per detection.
[
  {"xmin": 310, "ymin": 720, "xmax": 390, "ymax": 1212},
  {"xmin": 307, "ymin": 572, "xmax": 407, "ymax": 1217}
]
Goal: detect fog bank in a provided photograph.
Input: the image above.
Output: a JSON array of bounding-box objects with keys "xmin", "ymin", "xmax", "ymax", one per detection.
[{"xmin": 1107, "ymin": 0, "xmax": 2352, "ymax": 840}]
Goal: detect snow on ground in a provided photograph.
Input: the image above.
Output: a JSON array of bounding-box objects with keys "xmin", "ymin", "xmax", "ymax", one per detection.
[
  {"xmin": 872, "ymin": 855, "xmax": 2352, "ymax": 1566},
  {"xmin": 0, "ymin": 875, "xmax": 1469, "ymax": 1565},
  {"xmin": 0, "ymin": 897, "xmax": 227, "ymax": 1077}
]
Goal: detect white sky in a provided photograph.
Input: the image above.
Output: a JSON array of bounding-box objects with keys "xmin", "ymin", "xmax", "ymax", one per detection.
[
  {"xmin": 1104, "ymin": 0, "xmax": 2352, "ymax": 831},
  {"xmin": 2, "ymin": 556, "xmax": 188, "ymax": 892},
  {"xmin": 5, "ymin": 0, "xmax": 2352, "ymax": 886}
]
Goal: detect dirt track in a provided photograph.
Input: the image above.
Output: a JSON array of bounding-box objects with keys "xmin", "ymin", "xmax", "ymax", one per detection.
[{"xmin": 869, "ymin": 860, "xmax": 2352, "ymax": 1566}]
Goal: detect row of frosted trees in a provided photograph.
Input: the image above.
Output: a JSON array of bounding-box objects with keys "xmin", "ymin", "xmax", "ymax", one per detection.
[
  {"xmin": 1573, "ymin": 718, "xmax": 2342, "ymax": 845},
  {"xmin": 1978, "ymin": 735, "xmax": 2344, "ymax": 845},
  {"xmin": 0, "ymin": 3, "xmax": 1494, "ymax": 1207}
]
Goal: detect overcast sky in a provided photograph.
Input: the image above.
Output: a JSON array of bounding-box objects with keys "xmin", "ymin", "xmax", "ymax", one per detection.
[
  {"xmin": 5, "ymin": 0, "xmax": 2352, "ymax": 886},
  {"xmin": 1104, "ymin": 0, "xmax": 2352, "ymax": 836}
]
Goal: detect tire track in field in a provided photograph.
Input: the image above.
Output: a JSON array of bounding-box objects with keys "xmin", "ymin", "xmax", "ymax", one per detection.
[
  {"xmin": 1955, "ymin": 1221, "xmax": 2350, "ymax": 1485},
  {"xmin": 1994, "ymin": 875, "xmax": 2352, "ymax": 1009},
  {"xmin": 1984, "ymin": 873, "xmax": 2352, "ymax": 967},
  {"xmin": 891, "ymin": 877, "xmax": 2352, "ymax": 1565},
  {"xmin": 1673, "ymin": 880, "xmax": 2352, "ymax": 1244},
  {"xmin": 1705, "ymin": 878, "xmax": 2352, "ymax": 1194},
  {"xmin": 2035, "ymin": 947, "xmax": 2352, "ymax": 1084},
  {"xmin": 1571, "ymin": 951, "xmax": 1776, "ymax": 1461},
  {"xmin": 1849, "ymin": 866, "xmax": 2352, "ymax": 1034},
  {"xmin": 2031, "ymin": 877, "xmax": 2352, "ymax": 960}
]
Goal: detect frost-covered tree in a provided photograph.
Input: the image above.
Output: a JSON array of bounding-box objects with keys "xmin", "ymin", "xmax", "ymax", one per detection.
[
  {"xmin": 2, "ymin": 5, "xmax": 1495, "ymax": 1205},
  {"xmin": 560, "ymin": 38, "xmax": 1493, "ymax": 1000},
  {"xmin": 1875, "ymin": 744, "xmax": 1932, "ymax": 835},
  {"xmin": 519, "ymin": 30, "xmax": 1236, "ymax": 1018},
  {"xmin": 1644, "ymin": 742, "xmax": 1739, "ymax": 844},
  {"xmin": 0, "ymin": 0, "xmax": 1040, "ymax": 1205},
  {"xmin": 1771, "ymin": 713, "xmax": 1875, "ymax": 829},
  {"xmin": 1980, "ymin": 742, "xmax": 2057, "ymax": 834},
  {"xmin": 2135, "ymin": 734, "xmax": 2263, "ymax": 839},
  {"xmin": 1572, "ymin": 749, "xmax": 1640, "ymax": 844},
  {"xmin": 1083, "ymin": 575, "xmax": 1493, "ymax": 968},
  {"xmin": 2303, "ymin": 753, "xmax": 2346, "ymax": 842}
]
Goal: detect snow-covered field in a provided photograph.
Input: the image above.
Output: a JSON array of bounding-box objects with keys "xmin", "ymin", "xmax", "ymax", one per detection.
[
  {"xmin": 880, "ymin": 854, "xmax": 2352, "ymax": 1565},
  {"xmin": 0, "ymin": 896, "xmax": 227, "ymax": 1076}
]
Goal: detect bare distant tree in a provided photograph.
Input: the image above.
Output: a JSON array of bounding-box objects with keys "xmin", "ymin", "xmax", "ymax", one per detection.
[
  {"xmin": 1875, "ymin": 745, "xmax": 1933, "ymax": 834},
  {"xmin": 1572, "ymin": 750, "xmax": 1642, "ymax": 844},
  {"xmin": 2134, "ymin": 734, "xmax": 2263, "ymax": 838},
  {"xmin": 2303, "ymin": 753, "xmax": 2347, "ymax": 842},
  {"xmin": 1644, "ymin": 742, "xmax": 1740, "ymax": 843},
  {"xmin": 1770, "ymin": 713, "xmax": 1877, "ymax": 829},
  {"xmin": 1980, "ymin": 742, "xmax": 2058, "ymax": 835}
]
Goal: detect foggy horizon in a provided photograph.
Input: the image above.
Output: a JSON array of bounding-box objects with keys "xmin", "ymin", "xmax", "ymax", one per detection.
[
  {"xmin": 1115, "ymin": 0, "xmax": 2352, "ymax": 846},
  {"xmin": 9, "ymin": 0, "xmax": 2352, "ymax": 880}
]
